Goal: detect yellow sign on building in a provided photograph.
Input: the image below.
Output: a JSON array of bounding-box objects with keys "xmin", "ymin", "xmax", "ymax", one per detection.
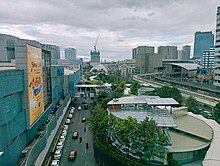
[{"xmin": 27, "ymin": 45, "xmax": 44, "ymax": 126}]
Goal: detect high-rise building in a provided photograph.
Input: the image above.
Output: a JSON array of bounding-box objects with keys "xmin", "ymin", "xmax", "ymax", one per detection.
[
  {"xmin": 132, "ymin": 46, "xmax": 154, "ymax": 59},
  {"xmin": 178, "ymin": 50, "xmax": 183, "ymax": 59},
  {"xmin": 132, "ymin": 46, "xmax": 162, "ymax": 74},
  {"xmin": 132, "ymin": 46, "xmax": 154, "ymax": 74},
  {"xmin": 203, "ymin": 47, "xmax": 215, "ymax": 69},
  {"xmin": 65, "ymin": 48, "xmax": 76, "ymax": 60},
  {"xmin": 182, "ymin": 45, "xmax": 191, "ymax": 60},
  {"xmin": 158, "ymin": 46, "xmax": 178, "ymax": 59},
  {"xmin": 214, "ymin": 6, "xmax": 220, "ymax": 86},
  {"xmin": 193, "ymin": 31, "xmax": 214, "ymax": 58}
]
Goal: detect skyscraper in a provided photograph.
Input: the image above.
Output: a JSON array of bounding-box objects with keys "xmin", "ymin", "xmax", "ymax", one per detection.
[
  {"xmin": 203, "ymin": 47, "xmax": 215, "ymax": 69},
  {"xmin": 132, "ymin": 46, "xmax": 162, "ymax": 74},
  {"xmin": 182, "ymin": 45, "xmax": 191, "ymax": 60},
  {"xmin": 214, "ymin": 6, "xmax": 220, "ymax": 86},
  {"xmin": 158, "ymin": 46, "xmax": 178, "ymax": 59},
  {"xmin": 193, "ymin": 31, "xmax": 214, "ymax": 58},
  {"xmin": 65, "ymin": 48, "xmax": 76, "ymax": 60}
]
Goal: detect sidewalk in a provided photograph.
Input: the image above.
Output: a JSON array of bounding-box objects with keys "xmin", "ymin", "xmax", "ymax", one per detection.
[{"xmin": 34, "ymin": 99, "xmax": 71, "ymax": 166}]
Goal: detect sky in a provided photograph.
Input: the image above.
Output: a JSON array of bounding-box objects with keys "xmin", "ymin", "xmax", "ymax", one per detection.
[{"xmin": 0, "ymin": 0, "xmax": 219, "ymax": 61}]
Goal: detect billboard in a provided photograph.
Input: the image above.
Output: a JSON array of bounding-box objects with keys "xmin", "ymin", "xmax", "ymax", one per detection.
[{"xmin": 27, "ymin": 45, "xmax": 44, "ymax": 126}]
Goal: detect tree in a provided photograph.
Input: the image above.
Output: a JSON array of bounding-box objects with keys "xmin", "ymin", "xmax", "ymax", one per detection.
[
  {"xmin": 114, "ymin": 117, "xmax": 138, "ymax": 154},
  {"xmin": 167, "ymin": 158, "xmax": 181, "ymax": 166},
  {"xmin": 137, "ymin": 118, "xmax": 167, "ymax": 161},
  {"xmin": 155, "ymin": 86, "xmax": 182, "ymax": 104},
  {"xmin": 214, "ymin": 102, "xmax": 220, "ymax": 123},
  {"xmin": 130, "ymin": 81, "xmax": 140, "ymax": 95},
  {"xmin": 87, "ymin": 106, "xmax": 109, "ymax": 140},
  {"xmin": 113, "ymin": 116, "xmax": 167, "ymax": 162},
  {"xmin": 185, "ymin": 96, "xmax": 199, "ymax": 113}
]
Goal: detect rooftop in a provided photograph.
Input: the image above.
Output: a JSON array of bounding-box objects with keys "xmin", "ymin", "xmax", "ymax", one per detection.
[
  {"xmin": 168, "ymin": 114, "xmax": 213, "ymax": 152},
  {"xmin": 174, "ymin": 115, "xmax": 213, "ymax": 140},
  {"xmin": 107, "ymin": 96, "xmax": 179, "ymax": 106},
  {"xmin": 110, "ymin": 109, "xmax": 177, "ymax": 128},
  {"xmin": 168, "ymin": 130, "xmax": 209, "ymax": 152},
  {"xmin": 168, "ymin": 63, "xmax": 200, "ymax": 71}
]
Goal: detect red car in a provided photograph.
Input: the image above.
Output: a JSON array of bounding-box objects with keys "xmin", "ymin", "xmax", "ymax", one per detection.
[
  {"xmin": 72, "ymin": 131, "xmax": 78, "ymax": 139},
  {"xmin": 69, "ymin": 150, "xmax": 77, "ymax": 160}
]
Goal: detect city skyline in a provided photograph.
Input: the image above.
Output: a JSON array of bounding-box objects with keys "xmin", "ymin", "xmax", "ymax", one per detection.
[{"xmin": 0, "ymin": 0, "xmax": 219, "ymax": 61}]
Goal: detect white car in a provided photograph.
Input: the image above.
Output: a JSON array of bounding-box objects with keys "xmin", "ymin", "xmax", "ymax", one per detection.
[
  {"xmin": 59, "ymin": 135, "xmax": 66, "ymax": 143},
  {"xmin": 68, "ymin": 114, "xmax": 73, "ymax": 119},
  {"xmin": 51, "ymin": 160, "xmax": 59, "ymax": 166},
  {"xmin": 62, "ymin": 129, "xmax": 67, "ymax": 136},
  {"xmin": 54, "ymin": 149, "xmax": 62, "ymax": 160},
  {"xmin": 56, "ymin": 142, "xmax": 64, "ymax": 150},
  {"xmin": 63, "ymin": 125, "xmax": 69, "ymax": 130},
  {"xmin": 65, "ymin": 119, "xmax": 70, "ymax": 124},
  {"xmin": 78, "ymin": 106, "xmax": 82, "ymax": 111},
  {"xmin": 69, "ymin": 109, "xmax": 74, "ymax": 114}
]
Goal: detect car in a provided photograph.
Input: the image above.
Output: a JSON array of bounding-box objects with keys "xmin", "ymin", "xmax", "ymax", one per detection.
[
  {"xmin": 54, "ymin": 149, "xmax": 62, "ymax": 160},
  {"xmin": 51, "ymin": 159, "xmax": 60, "ymax": 166},
  {"xmin": 68, "ymin": 114, "xmax": 73, "ymax": 119},
  {"xmin": 72, "ymin": 131, "xmax": 78, "ymax": 139},
  {"xmin": 62, "ymin": 129, "xmax": 67, "ymax": 136},
  {"xmin": 84, "ymin": 103, "xmax": 88, "ymax": 109},
  {"xmin": 56, "ymin": 142, "xmax": 64, "ymax": 150},
  {"xmin": 65, "ymin": 119, "xmax": 71, "ymax": 124},
  {"xmin": 68, "ymin": 150, "xmax": 77, "ymax": 160},
  {"xmin": 78, "ymin": 106, "xmax": 82, "ymax": 111},
  {"xmin": 70, "ymin": 107, "xmax": 75, "ymax": 113},
  {"xmin": 59, "ymin": 135, "xmax": 66, "ymax": 143},
  {"xmin": 82, "ymin": 117, "xmax": 86, "ymax": 122},
  {"xmin": 63, "ymin": 125, "xmax": 69, "ymax": 130}
]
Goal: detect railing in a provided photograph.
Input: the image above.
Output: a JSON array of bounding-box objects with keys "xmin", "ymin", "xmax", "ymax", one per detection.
[
  {"xmin": 25, "ymin": 131, "xmax": 47, "ymax": 166},
  {"xmin": 20, "ymin": 95, "xmax": 70, "ymax": 166}
]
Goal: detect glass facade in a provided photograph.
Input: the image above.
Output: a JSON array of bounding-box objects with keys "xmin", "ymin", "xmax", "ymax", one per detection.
[{"xmin": 193, "ymin": 31, "xmax": 214, "ymax": 58}]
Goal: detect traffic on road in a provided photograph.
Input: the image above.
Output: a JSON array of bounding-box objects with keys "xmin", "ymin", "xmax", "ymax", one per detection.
[{"xmin": 50, "ymin": 97, "xmax": 97, "ymax": 166}]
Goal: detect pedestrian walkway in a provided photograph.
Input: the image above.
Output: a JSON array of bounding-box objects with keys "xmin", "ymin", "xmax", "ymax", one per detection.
[
  {"xmin": 34, "ymin": 99, "xmax": 71, "ymax": 166},
  {"xmin": 188, "ymin": 112, "xmax": 220, "ymax": 166}
]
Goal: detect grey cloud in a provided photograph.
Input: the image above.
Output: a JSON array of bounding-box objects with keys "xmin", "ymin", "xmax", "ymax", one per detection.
[{"xmin": 0, "ymin": 0, "xmax": 219, "ymax": 60}]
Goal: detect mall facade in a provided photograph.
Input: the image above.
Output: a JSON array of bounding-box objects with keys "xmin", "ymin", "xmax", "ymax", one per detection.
[{"xmin": 0, "ymin": 34, "xmax": 81, "ymax": 166}]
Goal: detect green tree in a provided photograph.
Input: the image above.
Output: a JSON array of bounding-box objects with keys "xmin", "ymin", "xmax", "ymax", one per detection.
[
  {"xmin": 130, "ymin": 81, "xmax": 140, "ymax": 95},
  {"xmin": 137, "ymin": 118, "xmax": 167, "ymax": 161},
  {"xmin": 113, "ymin": 116, "xmax": 167, "ymax": 162},
  {"xmin": 114, "ymin": 117, "xmax": 138, "ymax": 153},
  {"xmin": 87, "ymin": 106, "xmax": 109, "ymax": 140},
  {"xmin": 214, "ymin": 102, "xmax": 220, "ymax": 123},
  {"xmin": 156, "ymin": 86, "xmax": 182, "ymax": 104},
  {"xmin": 167, "ymin": 158, "xmax": 181, "ymax": 166},
  {"xmin": 185, "ymin": 96, "xmax": 199, "ymax": 113}
]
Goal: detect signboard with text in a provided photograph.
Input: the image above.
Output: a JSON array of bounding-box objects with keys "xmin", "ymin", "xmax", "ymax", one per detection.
[{"xmin": 27, "ymin": 45, "xmax": 44, "ymax": 126}]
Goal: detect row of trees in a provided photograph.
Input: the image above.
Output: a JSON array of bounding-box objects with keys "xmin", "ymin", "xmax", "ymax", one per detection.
[
  {"xmin": 88, "ymin": 105, "xmax": 168, "ymax": 163},
  {"xmin": 113, "ymin": 116, "xmax": 167, "ymax": 161},
  {"xmin": 155, "ymin": 86, "xmax": 182, "ymax": 104}
]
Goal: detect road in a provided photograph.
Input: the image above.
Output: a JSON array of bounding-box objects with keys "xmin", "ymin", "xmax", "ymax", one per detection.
[
  {"xmin": 133, "ymin": 76, "xmax": 218, "ymax": 107},
  {"xmin": 59, "ymin": 98, "xmax": 97, "ymax": 166}
]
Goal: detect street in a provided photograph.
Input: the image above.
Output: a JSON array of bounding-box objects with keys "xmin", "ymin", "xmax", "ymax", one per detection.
[{"xmin": 59, "ymin": 97, "xmax": 97, "ymax": 166}]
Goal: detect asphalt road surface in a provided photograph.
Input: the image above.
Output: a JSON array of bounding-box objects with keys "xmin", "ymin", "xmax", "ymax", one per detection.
[{"xmin": 60, "ymin": 98, "xmax": 97, "ymax": 166}]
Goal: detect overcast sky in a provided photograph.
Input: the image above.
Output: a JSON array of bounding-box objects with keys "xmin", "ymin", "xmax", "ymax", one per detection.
[{"xmin": 0, "ymin": 0, "xmax": 219, "ymax": 61}]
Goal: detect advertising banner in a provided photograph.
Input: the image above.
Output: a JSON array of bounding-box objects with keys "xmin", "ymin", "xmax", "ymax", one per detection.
[{"xmin": 27, "ymin": 45, "xmax": 44, "ymax": 126}]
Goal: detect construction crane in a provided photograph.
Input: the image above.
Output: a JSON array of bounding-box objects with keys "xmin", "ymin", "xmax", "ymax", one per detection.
[{"xmin": 94, "ymin": 35, "xmax": 99, "ymax": 52}]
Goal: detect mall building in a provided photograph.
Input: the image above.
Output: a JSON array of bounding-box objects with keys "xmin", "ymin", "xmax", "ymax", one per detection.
[
  {"xmin": 0, "ymin": 34, "xmax": 81, "ymax": 166},
  {"xmin": 107, "ymin": 96, "xmax": 213, "ymax": 165}
]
